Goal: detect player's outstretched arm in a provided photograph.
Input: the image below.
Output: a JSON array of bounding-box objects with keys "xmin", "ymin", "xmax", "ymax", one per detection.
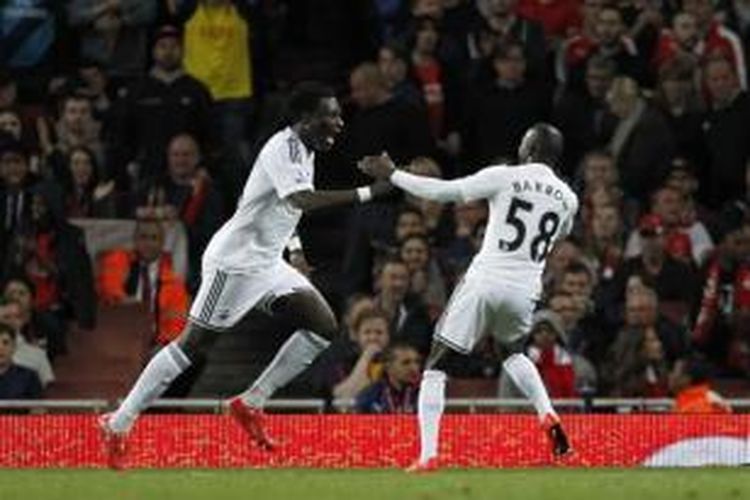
[
  {"xmin": 359, "ymin": 154, "xmax": 472, "ymax": 203},
  {"xmin": 286, "ymin": 183, "xmax": 392, "ymax": 213}
]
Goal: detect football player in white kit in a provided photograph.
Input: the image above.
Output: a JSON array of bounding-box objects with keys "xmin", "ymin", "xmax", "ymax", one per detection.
[
  {"xmin": 359, "ymin": 123, "xmax": 579, "ymax": 471},
  {"xmin": 99, "ymin": 82, "xmax": 389, "ymax": 469}
]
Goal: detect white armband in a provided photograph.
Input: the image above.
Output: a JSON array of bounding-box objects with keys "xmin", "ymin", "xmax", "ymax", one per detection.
[{"xmin": 356, "ymin": 186, "xmax": 373, "ymax": 203}]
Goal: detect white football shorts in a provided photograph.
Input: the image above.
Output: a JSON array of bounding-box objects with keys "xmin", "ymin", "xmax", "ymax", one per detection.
[
  {"xmin": 434, "ymin": 266, "xmax": 538, "ymax": 353},
  {"xmin": 188, "ymin": 261, "xmax": 315, "ymax": 331}
]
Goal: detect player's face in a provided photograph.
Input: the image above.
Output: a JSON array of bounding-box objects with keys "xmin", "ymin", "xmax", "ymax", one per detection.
[
  {"xmin": 304, "ymin": 97, "xmax": 344, "ymax": 152},
  {"xmin": 356, "ymin": 317, "xmax": 390, "ymax": 351},
  {"xmin": 135, "ymin": 223, "xmax": 164, "ymax": 263}
]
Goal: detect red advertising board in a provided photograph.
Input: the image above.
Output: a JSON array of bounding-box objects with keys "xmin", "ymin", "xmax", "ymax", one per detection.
[{"xmin": 1, "ymin": 414, "xmax": 748, "ymax": 468}]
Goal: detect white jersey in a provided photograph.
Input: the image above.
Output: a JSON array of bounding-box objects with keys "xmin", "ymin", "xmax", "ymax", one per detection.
[
  {"xmin": 202, "ymin": 127, "xmax": 314, "ymax": 273},
  {"xmin": 465, "ymin": 163, "xmax": 578, "ymax": 280}
]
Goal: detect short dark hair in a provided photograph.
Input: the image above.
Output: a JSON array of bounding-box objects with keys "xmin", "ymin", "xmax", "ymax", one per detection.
[
  {"xmin": 287, "ymin": 81, "xmax": 336, "ymax": 123},
  {"xmin": 563, "ymin": 261, "xmax": 592, "ymax": 280},
  {"xmin": 2, "ymin": 274, "xmax": 35, "ymax": 298},
  {"xmin": 383, "ymin": 341, "xmax": 418, "ymax": 364}
]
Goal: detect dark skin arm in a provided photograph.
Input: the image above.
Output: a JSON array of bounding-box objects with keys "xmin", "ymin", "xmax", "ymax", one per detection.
[{"xmin": 286, "ymin": 183, "xmax": 392, "ymax": 213}]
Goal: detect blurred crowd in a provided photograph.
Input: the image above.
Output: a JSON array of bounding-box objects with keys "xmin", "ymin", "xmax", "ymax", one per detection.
[{"xmin": 1, "ymin": 0, "xmax": 749, "ymax": 413}]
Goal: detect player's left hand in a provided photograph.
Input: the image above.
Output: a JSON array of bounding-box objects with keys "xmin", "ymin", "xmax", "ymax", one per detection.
[{"xmin": 358, "ymin": 152, "xmax": 396, "ymax": 180}]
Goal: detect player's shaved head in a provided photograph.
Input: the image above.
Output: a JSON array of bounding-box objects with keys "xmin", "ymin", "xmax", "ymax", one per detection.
[{"xmin": 517, "ymin": 123, "xmax": 564, "ymax": 168}]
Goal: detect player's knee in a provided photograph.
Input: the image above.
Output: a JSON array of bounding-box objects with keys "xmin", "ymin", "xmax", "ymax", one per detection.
[{"xmin": 176, "ymin": 324, "xmax": 218, "ymax": 362}]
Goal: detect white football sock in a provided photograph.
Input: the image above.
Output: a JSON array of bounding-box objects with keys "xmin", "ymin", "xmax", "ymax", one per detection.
[
  {"xmin": 417, "ymin": 369, "xmax": 447, "ymax": 464},
  {"xmin": 109, "ymin": 342, "xmax": 191, "ymax": 433},
  {"xmin": 503, "ymin": 353, "xmax": 556, "ymax": 420},
  {"xmin": 238, "ymin": 330, "xmax": 330, "ymax": 408}
]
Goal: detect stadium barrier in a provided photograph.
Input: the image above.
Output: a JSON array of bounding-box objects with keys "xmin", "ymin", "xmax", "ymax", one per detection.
[{"xmin": 1, "ymin": 399, "xmax": 750, "ymax": 468}]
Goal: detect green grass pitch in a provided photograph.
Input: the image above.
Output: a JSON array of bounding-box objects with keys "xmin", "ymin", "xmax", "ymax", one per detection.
[{"xmin": 1, "ymin": 468, "xmax": 749, "ymax": 500}]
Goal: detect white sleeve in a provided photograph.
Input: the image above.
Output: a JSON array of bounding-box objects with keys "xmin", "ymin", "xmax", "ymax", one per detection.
[
  {"xmin": 267, "ymin": 138, "xmax": 314, "ymax": 199},
  {"xmin": 391, "ymin": 166, "xmax": 507, "ymax": 203},
  {"xmin": 559, "ymin": 196, "xmax": 579, "ymax": 239}
]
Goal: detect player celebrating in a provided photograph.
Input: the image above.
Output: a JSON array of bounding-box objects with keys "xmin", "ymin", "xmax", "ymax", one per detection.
[
  {"xmin": 359, "ymin": 123, "xmax": 579, "ymax": 471},
  {"xmin": 99, "ymin": 82, "xmax": 388, "ymax": 469}
]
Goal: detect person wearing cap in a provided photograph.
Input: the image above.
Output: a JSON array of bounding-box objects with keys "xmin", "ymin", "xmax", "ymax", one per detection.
[
  {"xmin": 625, "ymin": 184, "xmax": 714, "ymax": 266},
  {"xmin": 67, "ymin": 1, "xmax": 157, "ymax": 79},
  {"xmin": 611, "ymin": 212, "xmax": 700, "ymax": 316},
  {"xmin": 499, "ymin": 309, "xmax": 596, "ymax": 399},
  {"xmin": 109, "ymin": 24, "xmax": 212, "ymax": 194},
  {"xmin": 692, "ymin": 203, "xmax": 750, "ymax": 374}
]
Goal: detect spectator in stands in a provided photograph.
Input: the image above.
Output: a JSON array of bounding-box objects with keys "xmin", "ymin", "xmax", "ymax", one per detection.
[
  {"xmin": 1, "ymin": 276, "xmax": 64, "ymax": 362},
  {"xmin": 605, "ymin": 76, "xmax": 676, "ymax": 202},
  {"xmin": 692, "ymin": 205, "xmax": 750, "ymax": 375},
  {"xmin": 611, "ymin": 214, "xmax": 699, "ymax": 317},
  {"xmin": 109, "ymin": 25, "xmax": 212, "ymax": 194},
  {"xmin": 57, "ymin": 146, "xmax": 116, "ymax": 219},
  {"xmin": 553, "ymin": 55, "xmax": 617, "ymax": 174},
  {"xmin": 473, "ymin": 0, "xmax": 547, "ymax": 79},
  {"xmin": 603, "ymin": 315, "xmax": 671, "ymax": 397},
  {"xmin": 399, "ymin": 234, "xmax": 447, "ymax": 321},
  {"xmin": 619, "ymin": 287, "xmax": 688, "ymax": 364},
  {"xmin": 340, "ymin": 293, "xmax": 376, "ymax": 341},
  {"xmin": 97, "ymin": 218, "xmax": 189, "ymax": 349},
  {"xmin": 670, "ymin": 356, "xmax": 732, "ymax": 413},
  {"xmin": 403, "ymin": 157, "xmax": 454, "ymax": 246},
  {"xmin": 179, "ymin": 0, "xmax": 259, "ymax": 199},
  {"xmin": 463, "ymin": 40, "xmax": 552, "ymax": 166},
  {"xmin": 563, "ymin": 6, "xmax": 649, "ymax": 88},
  {"xmin": 67, "ymin": 0, "xmax": 158, "ymax": 79},
  {"xmin": 651, "ymin": 11, "xmax": 704, "ymax": 73},
  {"xmin": 38, "ymin": 94, "xmax": 105, "ymax": 175},
  {"xmin": 74, "ymin": 60, "xmax": 113, "ymax": 121},
  {"xmin": 499, "ymin": 310, "xmax": 590, "ymax": 399},
  {"xmin": 517, "ymin": 0, "xmax": 580, "ymax": 43},
  {"xmin": 0, "ymin": 300, "xmax": 54, "ymax": 387},
  {"xmin": 373, "ymin": 258, "xmax": 432, "ymax": 353},
  {"xmin": 702, "ymin": 56, "xmax": 750, "ymax": 207},
  {"xmin": 1, "ymin": 139, "xmax": 39, "ymax": 267},
  {"xmin": 584, "ymin": 203, "xmax": 624, "ymax": 284},
  {"xmin": 378, "ymin": 41, "xmax": 423, "ymax": 106},
  {"xmin": 355, "ymin": 341, "xmax": 421, "ymax": 413},
  {"xmin": 625, "ymin": 186, "xmax": 714, "ymax": 267},
  {"xmin": 720, "ymin": 0, "xmax": 750, "ymax": 66},
  {"xmin": 683, "ymin": 0, "xmax": 747, "ymax": 88},
  {"xmin": 544, "ymin": 237, "xmax": 584, "ymax": 289},
  {"xmin": 408, "ymin": 16, "xmax": 462, "ymax": 155},
  {"xmin": 0, "ymin": 324, "xmax": 42, "ymax": 400},
  {"xmin": 0, "ymin": 110, "xmax": 23, "ymax": 143},
  {"xmin": 137, "ymin": 133, "xmax": 224, "ymax": 291},
  {"xmin": 653, "ymin": 56, "xmax": 708, "ymax": 168},
  {"xmin": 329, "ymin": 308, "xmax": 391, "ymax": 403},
  {"xmin": 344, "ymin": 62, "xmax": 433, "ymax": 171}
]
